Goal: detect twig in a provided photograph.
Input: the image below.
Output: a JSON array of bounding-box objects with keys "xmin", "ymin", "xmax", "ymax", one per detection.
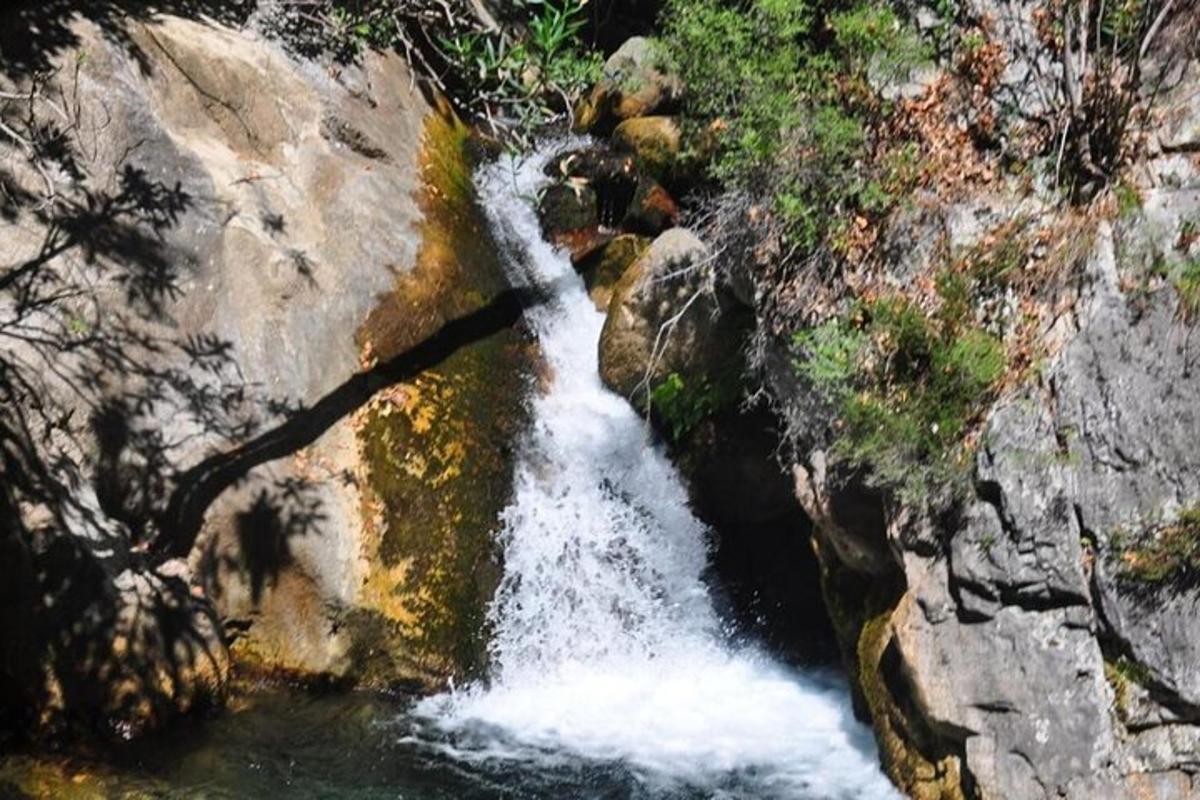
[
  {"xmin": 1139, "ymin": 0, "xmax": 1176, "ymax": 62},
  {"xmin": 635, "ymin": 283, "xmax": 709, "ymax": 417},
  {"xmin": 0, "ymin": 118, "xmax": 57, "ymax": 202},
  {"xmin": 1054, "ymin": 115, "xmax": 1071, "ymax": 189}
]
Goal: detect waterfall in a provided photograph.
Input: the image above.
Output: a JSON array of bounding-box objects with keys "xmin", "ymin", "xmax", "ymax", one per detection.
[{"xmin": 415, "ymin": 142, "xmax": 900, "ymax": 799}]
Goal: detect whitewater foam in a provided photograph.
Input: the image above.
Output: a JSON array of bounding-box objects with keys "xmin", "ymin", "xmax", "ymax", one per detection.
[{"xmin": 413, "ymin": 142, "xmax": 899, "ymax": 799}]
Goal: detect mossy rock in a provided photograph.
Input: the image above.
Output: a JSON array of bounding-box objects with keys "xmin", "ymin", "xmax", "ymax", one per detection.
[
  {"xmin": 573, "ymin": 82, "xmax": 614, "ymax": 135},
  {"xmin": 818, "ymin": 544, "xmax": 964, "ymax": 800},
  {"xmin": 352, "ymin": 105, "xmax": 532, "ymax": 687},
  {"xmin": 611, "ymin": 116, "xmax": 682, "ymax": 186},
  {"xmin": 573, "ymin": 37, "xmax": 683, "ymax": 134},
  {"xmin": 575, "ymin": 233, "xmax": 651, "ymax": 311},
  {"xmin": 0, "ymin": 755, "xmax": 139, "ymax": 800}
]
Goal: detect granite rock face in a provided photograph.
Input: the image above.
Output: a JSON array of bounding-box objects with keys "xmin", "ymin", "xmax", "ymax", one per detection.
[{"xmin": 0, "ymin": 7, "xmax": 525, "ymax": 740}]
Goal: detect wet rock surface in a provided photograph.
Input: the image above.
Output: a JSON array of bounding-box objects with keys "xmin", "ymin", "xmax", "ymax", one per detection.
[{"xmin": 611, "ymin": 116, "xmax": 683, "ymax": 186}]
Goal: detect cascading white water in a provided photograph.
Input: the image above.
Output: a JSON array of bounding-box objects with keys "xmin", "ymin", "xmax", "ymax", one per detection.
[{"xmin": 415, "ymin": 142, "xmax": 900, "ymax": 799}]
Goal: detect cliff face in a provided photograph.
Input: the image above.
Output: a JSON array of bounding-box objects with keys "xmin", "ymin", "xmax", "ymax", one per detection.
[
  {"xmin": 575, "ymin": 0, "xmax": 1200, "ymax": 795},
  {"xmin": 769, "ymin": 216, "xmax": 1200, "ymax": 798},
  {"xmin": 756, "ymin": 24, "xmax": 1200, "ymax": 800},
  {"xmin": 0, "ymin": 6, "xmax": 526, "ymax": 741}
]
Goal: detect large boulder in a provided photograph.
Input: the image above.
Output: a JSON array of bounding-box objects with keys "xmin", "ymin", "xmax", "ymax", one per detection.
[
  {"xmin": 599, "ymin": 228, "xmax": 746, "ymax": 404},
  {"xmin": 0, "ymin": 6, "xmax": 529, "ymax": 740},
  {"xmin": 761, "ymin": 195, "xmax": 1200, "ymax": 798},
  {"xmin": 574, "ymin": 36, "xmax": 683, "ymax": 134}
]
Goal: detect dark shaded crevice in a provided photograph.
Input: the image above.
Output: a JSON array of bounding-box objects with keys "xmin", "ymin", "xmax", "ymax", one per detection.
[
  {"xmin": 595, "ymin": 175, "xmax": 637, "ymax": 228},
  {"xmin": 952, "ymin": 574, "xmax": 1091, "ymax": 618},
  {"xmin": 668, "ymin": 360, "xmax": 894, "ymax": 672},
  {"xmin": 677, "ymin": 407, "xmax": 840, "ymax": 665}
]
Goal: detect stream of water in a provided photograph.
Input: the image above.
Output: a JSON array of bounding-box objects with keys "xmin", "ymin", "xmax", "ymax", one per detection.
[{"xmin": 408, "ymin": 142, "xmax": 898, "ymax": 799}]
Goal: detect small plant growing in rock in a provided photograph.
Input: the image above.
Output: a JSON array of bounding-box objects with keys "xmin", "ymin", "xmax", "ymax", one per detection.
[
  {"xmin": 649, "ymin": 371, "xmax": 733, "ymax": 443},
  {"xmin": 1118, "ymin": 507, "xmax": 1200, "ymax": 583},
  {"xmin": 1114, "ymin": 179, "xmax": 1142, "ymax": 218},
  {"xmin": 1104, "ymin": 655, "xmax": 1152, "ymax": 722},
  {"xmin": 792, "ymin": 289, "xmax": 1007, "ymax": 504},
  {"xmin": 1175, "ymin": 258, "xmax": 1200, "ymax": 322}
]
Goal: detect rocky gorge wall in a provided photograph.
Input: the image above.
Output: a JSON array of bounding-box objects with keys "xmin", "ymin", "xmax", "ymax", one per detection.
[
  {"xmin": 4, "ymin": 3, "xmax": 1200, "ymax": 798},
  {"xmin": 0, "ymin": 3, "xmax": 527, "ymax": 742},
  {"xmin": 563, "ymin": 6, "xmax": 1200, "ymax": 799},
  {"xmin": 766, "ymin": 20, "xmax": 1200, "ymax": 799}
]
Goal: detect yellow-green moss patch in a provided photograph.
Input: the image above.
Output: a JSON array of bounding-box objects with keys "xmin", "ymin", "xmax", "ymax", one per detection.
[{"xmin": 352, "ymin": 102, "xmax": 532, "ymax": 687}]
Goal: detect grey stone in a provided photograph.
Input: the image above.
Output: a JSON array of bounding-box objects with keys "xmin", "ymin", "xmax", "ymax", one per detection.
[
  {"xmin": 754, "ymin": 146, "xmax": 1200, "ymax": 799},
  {"xmin": 1159, "ymin": 63, "xmax": 1200, "ymax": 154},
  {"xmin": 894, "ymin": 580, "xmax": 1114, "ymax": 798}
]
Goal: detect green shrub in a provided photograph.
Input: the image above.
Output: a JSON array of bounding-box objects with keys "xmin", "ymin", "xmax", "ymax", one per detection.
[
  {"xmin": 792, "ymin": 291, "xmax": 1006, "ymax": 503},
  {"xmin": 829, "ymin": 2, "xmax": 928, "ymax": 81},
  {"xmin": 316, "ymin": 0, "xmax": 602, "ymax": 144},
  {"xmin": 1118, "ymin": 507, "xmax": 1200, "ymax": 583},
  {"xmin": 659, "ymin": 0, "xmax": 929, "ymax": 249},
  {"xmin": 792, "ymin": 319, "xmax": 866, "ymax": 391},
  {"xmin": 439, "ymin": 0, "xmax": 602, "ymax": 142},
  {"xmin": 650, "ymin": 372, "xmax": 732, "ymax": 442}
]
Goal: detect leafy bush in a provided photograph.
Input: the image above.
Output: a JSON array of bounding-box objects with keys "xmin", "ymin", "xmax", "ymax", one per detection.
[
  {"xmin": 659, "ymin": 0, "xmax": 928, "ymax": 249},
  {"xmin": 440, "ymin": 0, "xmax": 603, "ymax": 142},
  {"xmin": 309, "ymin": 0, "xmax": 602, "ymax": 144},
  {"xmin": 793, "ymin": 291, "xmax": 1006, "ymax": 503},
  {"xmin": 650, "ymin": 371, "xmax": 732, "ymax": 442}
]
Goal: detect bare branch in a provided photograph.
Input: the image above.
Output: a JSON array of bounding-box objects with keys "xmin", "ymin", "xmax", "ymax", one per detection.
[{"xmin": 1139, "ymin": 0, "xmax": 1176, "ymax": 61}]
